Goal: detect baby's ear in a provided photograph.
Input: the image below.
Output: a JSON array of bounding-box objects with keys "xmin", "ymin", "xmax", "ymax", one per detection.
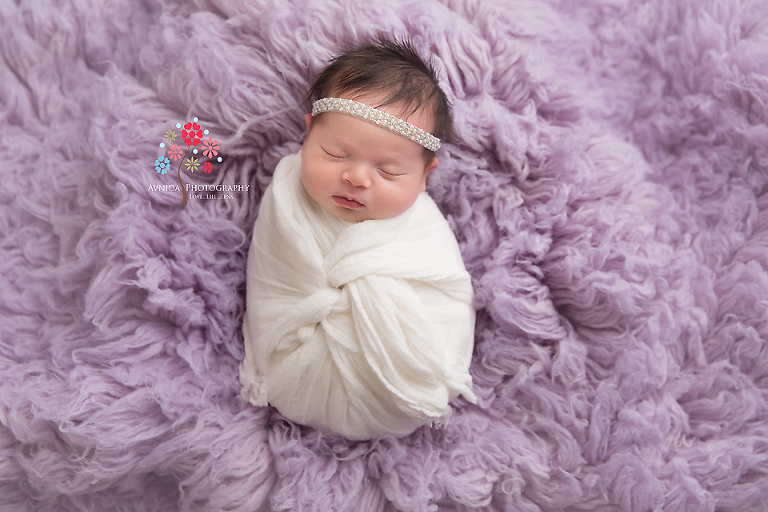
[
  {"xmin": 304, "ymin": 114, "xmax": 314, "ymax": 130},
  {"xmin": 425, "ymin": 156, "xmax": 439, "ymax": 176},
  {"xmin": 421, "ymin": 156, "xmax": 439, "ymax": 192}
]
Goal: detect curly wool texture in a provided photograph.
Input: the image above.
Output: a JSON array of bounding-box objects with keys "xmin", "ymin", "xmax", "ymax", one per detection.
[{"xmin": 1, "ymin": 0, "xmax": 767, "ymax": 511}]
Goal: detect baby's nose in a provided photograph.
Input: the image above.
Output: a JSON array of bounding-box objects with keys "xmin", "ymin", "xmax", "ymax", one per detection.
[{"xmin": 343, "ymin": 164, "xmax": 372, "ymax": 188}]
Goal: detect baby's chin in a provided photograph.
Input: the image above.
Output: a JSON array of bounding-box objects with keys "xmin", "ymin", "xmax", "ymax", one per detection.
[
  {"xmin": 322, "ymin": 203, "xmax": 402, "ymax": 223},
  {"xmin": 325, "ymin": 207, "xmax": 375, "ymax": 223}
]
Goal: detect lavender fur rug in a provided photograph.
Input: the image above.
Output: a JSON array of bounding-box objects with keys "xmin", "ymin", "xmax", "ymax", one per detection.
[{"xmin": 2, "ymin": 0, "xmax": 768, "ymax": 510}]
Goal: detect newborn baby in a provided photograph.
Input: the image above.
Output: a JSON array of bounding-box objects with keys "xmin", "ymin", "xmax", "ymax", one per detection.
[{"xmin": 240, "ymin": 36, "xmax": 476, "ymax": 440}]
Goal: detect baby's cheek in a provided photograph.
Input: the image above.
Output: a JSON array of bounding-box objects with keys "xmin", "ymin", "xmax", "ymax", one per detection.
[
  {"xmin": 383, "ymin": 187, "xmax": 418, "ymax": 218},
  {"xmin": 299, "ymin": 161, "xmax": 317, "ymax": 190},
  {"xmin": 299, "ymin": 170, "xmax": 318, "ymax": 201}
]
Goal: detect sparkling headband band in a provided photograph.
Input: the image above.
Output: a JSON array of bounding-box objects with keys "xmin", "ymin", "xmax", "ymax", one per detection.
[{"xmin": 311, "ymin": 97, "xmax": 441, "ymax": 152}]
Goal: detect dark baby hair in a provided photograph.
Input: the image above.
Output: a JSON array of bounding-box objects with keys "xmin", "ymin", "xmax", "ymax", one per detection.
[{"xmin": 308, "ymin": 35, "xmax": 452, "ymax": 158}]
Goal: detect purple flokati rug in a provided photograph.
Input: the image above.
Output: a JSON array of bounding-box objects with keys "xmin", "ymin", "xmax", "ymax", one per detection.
[{"xmin": 1, "ymin": 0, "xmax": 768, "ymax": 510}]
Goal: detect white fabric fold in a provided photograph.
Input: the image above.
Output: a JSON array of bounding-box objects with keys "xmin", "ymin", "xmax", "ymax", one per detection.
[{"xmin": 240, "ymin": 152, "xmax": 476, "ymax": 440}]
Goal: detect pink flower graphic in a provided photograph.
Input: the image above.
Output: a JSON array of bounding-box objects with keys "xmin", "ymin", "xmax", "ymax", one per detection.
[
  {"xmin": 182, "ymin": 122, "xmax": 203, "ymax": 146},
  {"xmin": 167, "ymin": 144, "xmax": 183, "ymax": 161},
  {"xmin": 202, "ymin": 138, "xmax": 219, "ymax": 158},
  {"xmin": 202, "ymin": 161, "xmax": 213, "ymax": 173}
]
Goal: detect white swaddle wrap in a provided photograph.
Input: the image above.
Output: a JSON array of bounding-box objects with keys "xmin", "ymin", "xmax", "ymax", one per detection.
[{"xmin": 240, "ymin": 153, "xmax": 476, "ymax": 440}]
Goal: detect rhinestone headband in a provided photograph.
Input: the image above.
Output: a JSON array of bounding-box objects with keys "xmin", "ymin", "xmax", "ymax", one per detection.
[{"xmin": 311, "ymin": 97, "xmax": 441, "ymax": 152}]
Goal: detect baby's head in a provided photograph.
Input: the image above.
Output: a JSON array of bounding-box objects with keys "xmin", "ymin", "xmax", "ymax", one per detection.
[{"xmin": 300, "ymin": 36, "xmax": 452, "ymax": 222}]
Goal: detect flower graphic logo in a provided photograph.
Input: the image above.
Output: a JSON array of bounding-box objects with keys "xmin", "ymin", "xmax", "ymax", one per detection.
[
  {"xmin": 154, "ymin": 156, "xmax": 170, "ymax": 175},
  {"xmin": 185, "ymin": 158, "xmax": 200, "ymax": 172},
  {"xmin": 182, "ymin": 122, "xmax": 203, "ymax": 146},
  {"xmin": 202, "ymin": 138, "xmax": 219, "ymax": 158},
  {"xmin": 167, "ymin": 144, "xmax": 183, "ymax": 161},
  {"xmin": 155, "ymin": 116, "xmax": 223, "ymax": 205}
]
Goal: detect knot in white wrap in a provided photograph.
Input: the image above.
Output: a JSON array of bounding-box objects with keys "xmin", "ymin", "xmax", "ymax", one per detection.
[{"xmin": 240, "ymin": 153, "xmax": 476, "ymax": 440}]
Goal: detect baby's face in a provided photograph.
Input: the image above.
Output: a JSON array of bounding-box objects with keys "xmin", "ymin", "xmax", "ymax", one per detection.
[{"xmin": 300, "ymin": 96, "xmax": 439, "ymax": 222}]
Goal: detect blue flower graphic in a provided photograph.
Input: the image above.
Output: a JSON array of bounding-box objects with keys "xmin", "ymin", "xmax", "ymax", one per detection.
[{"xmin": 154, "ymin": 156, "xmax": 170, "ymax": 175}]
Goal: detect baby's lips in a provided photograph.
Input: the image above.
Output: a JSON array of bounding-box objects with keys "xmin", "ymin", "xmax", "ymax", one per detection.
[{"xmin": 333, "ymin": 195, "xmax": 365, "ymax": 209}]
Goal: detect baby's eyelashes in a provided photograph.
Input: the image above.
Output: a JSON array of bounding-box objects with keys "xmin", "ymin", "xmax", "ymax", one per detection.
[
  {"xmin": 378, "ymin": 168, "xmax": 403, "ymax": 178},
  {"xmin": 321, "ymin": 145, "xmax": 403, "ymax": 178},
  {"xmin": 322, "ymin": 147, "xmax": 345, "ymax": 158}
]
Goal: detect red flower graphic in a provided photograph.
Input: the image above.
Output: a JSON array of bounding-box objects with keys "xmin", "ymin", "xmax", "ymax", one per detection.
[
  {"xmin": 202, "ymin": 161, "xmax": 213, "ymax": 173},
  {"xmin": 182, "ymin": 122, "xmax": 203, "ymax": 146},
  {"xmin": 202, "ymin": 138, "xmax": 219, "ymax": 158},
  {"xmin": 167, "ymin": 144, "xmax": 183, "ymax": 161}
]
